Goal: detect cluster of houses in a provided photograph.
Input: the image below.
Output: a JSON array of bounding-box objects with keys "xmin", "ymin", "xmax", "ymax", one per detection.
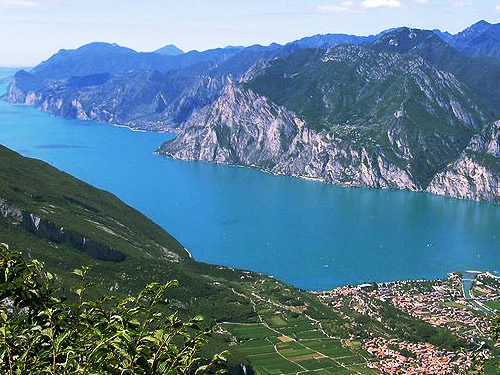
[
  {"xmin": 365, "ymin": 338, "xmax": 457, "ymax": 375},
  {"xmin": 366, "ymin": 275, "xmax": 491, "ymax": 339},
  {"xmin": 313, "ymin": 273, "xmax": 500, "ymax": 373}
]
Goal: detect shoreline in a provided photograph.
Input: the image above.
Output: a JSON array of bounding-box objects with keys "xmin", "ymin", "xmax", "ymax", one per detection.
[
  {"xmin": 2, "ymin": 95, "xmax": 497, "ymax": 206},
  {"xmin": 310, "ymin": 269, "xmax": 500, "ymax": 293}
]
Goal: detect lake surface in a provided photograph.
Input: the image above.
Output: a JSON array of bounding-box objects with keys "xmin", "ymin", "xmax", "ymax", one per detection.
[{"xmin": 0, "ymin": 87, "xmax": 499, "ymax": 290}]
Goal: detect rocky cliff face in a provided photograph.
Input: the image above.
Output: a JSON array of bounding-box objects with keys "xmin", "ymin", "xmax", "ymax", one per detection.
[
  {"xmin": 4, "ymin": 70, "xmax": 174, "ymax": 130},
  {"xmin": 160, "ymin": 78, "xmax": 418, "ymax": 190},
  {"xmin": 427, "ymin": 121, "xmax": 500, "ymax": 203},
  {"xmin": 0, "ymin": 198, "xmax": 126, "ymax": 261}
]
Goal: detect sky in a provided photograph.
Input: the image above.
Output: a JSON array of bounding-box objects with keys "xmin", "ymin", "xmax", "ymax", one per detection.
[{"xmin": 0, "ymin": 0, "xmax": 499, "ymax": 67}]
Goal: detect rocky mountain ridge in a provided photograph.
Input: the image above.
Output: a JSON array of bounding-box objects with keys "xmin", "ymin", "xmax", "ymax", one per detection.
[
  {"xmin": 427, "ymin": 121, "xmax": 500, "ymax": 202},
  {"xmin": 160, "ymin": 38, "xmax": 491, "ymax": 195}
]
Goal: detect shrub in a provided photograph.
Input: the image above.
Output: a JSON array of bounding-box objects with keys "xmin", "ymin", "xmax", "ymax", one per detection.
[{"xmin": 0, "ymin": 243, "xmax": 228, "ymax": 374}]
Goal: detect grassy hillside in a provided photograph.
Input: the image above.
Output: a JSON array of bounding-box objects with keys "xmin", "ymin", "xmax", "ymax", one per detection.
[{"xmin": 0, "ymin": 144, "xmax": 187, "ymax": 261}]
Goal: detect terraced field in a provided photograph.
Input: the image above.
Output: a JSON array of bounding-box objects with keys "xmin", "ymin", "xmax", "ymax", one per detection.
[
  {"xmin": 221, "ymin": 320, "xmax": 378, "ymax": 375},
  {"xmin": 219, "ymin": 280, "xmax": 380, "ymax": 375}
]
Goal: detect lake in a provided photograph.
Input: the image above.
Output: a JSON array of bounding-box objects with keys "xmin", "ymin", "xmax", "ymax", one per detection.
[{"xmin": 0, "ymin": 87, "xmax": 499, "ymax": 290}]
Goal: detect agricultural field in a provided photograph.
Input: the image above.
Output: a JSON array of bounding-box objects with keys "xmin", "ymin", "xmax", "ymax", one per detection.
[
  {"xmin": 218, "ymin": 279, "xmax": 379, "ymax": 375},
  {"xmin": 484, "ymin": 300, "xmax": 500, "ymax": 312},
  {"xmin": 216, "ymin": 273, "xmax": 500, "ymax": 374},
  {"xmin": 221, "ymin": 321, "xmax": 378, "ymax": 375}
]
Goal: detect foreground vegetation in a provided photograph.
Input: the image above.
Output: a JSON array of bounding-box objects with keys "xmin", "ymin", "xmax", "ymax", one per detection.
[
  {"xmin": 3, "ymin": 241, "xmax": 499, "ymax": 374},
  {"xmin": 0, "ymin": 243, "xmax": 227, "ymax": 374}
]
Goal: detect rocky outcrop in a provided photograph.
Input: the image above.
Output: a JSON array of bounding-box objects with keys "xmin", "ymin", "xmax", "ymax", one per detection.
[
  {"xmin": 160, "ymin": 79, "xmax": 418, "ymax": 190},
  {"xmin": 161, "ymin": 78, "xmax": 300, "ymax": 166},
  {"xmin": 0, "ymin": 198, "xmax": 126, "ymax": 261},
  {"xmin": 427, "ymin": 122, "xmax": 500, "ymax": 202}
]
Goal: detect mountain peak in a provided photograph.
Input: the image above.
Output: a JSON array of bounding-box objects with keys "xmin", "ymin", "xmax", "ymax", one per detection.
[
  {"xmin": 455, "ymin": 20, "xmax": 494, "ymax": 39},
  {"xmin": 450, "ymin": 19, "xmax": 500, "ymax": 58},
  {"xmin": 472, "ymin": 20, "xmax": 491, "ymax": 28},
  {"xmin": 153, "ymin": 44, "xmax": 184, "ymax": 56},
  {"xmin": 75, "ymin": 42, "xmax": 137, "ymax": 54}
]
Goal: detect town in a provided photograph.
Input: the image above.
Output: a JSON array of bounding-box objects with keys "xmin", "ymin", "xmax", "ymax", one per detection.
[{"xmin": 315, "ymin": 271, "xmax": 500, "ymax": 374}]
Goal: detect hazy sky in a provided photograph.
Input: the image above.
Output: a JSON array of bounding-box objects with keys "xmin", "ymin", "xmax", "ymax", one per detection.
[{"xmin": 0, "ymin": 0, "xmax": 499, "ymax": 66}]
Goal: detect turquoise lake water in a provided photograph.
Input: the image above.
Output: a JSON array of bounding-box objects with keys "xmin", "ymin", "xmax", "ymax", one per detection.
[{"xmin": 0, "ymin": 88, "xmax": 499, "ymax": 290}]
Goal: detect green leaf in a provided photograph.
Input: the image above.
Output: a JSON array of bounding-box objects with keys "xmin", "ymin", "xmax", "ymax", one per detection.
[{"xmin": 72, "ymin": 269, "xmax": 83, "ymax": 277}]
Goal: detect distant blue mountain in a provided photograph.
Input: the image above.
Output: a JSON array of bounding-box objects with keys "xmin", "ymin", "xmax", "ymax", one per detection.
[
  {"xmin": 31, "ymin": 42, "xmax": 146, "ymax": 79},
  {"xmin": 435, "ymin": 20, "xmax": 500, "ymax": 59},
  {"xmin": 29, "ymin": 42, "xmax": 245, "ymax": 79},
  {"xmin": 153, "ymin": 44, "xmax": 184, "ymax": 56}
]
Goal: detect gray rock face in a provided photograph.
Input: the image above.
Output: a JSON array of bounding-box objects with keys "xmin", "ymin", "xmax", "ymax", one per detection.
[
  {"xmin": 427, "ymin": 122, "xmax": 500, "ymax": 203},
  {"xmin": 271, "ymin": 128, "xmax": 418, "ymax": 189},
  {"xmin": 160, "ymin": 78, "xmax": 418, "ymax": 190},
  {"xmin": 162, "ymin": 77, "xmax": 300, "ymax": 166},
  {"xmin": 0, "ymin": 198, "xmax": 126, "ymax": 262}
]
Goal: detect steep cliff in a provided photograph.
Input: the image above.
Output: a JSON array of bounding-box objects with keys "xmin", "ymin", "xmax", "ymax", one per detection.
[
  {"xmin": 160, "ymin": 78, "xmax": 418, "ymax": 189},
  {"xmin": 427, "ymin": 121, "xmax": 500, "ymax": 202},
  {"xmin": 0, "ymin": 199, "xmax": 125, "ymax": 261}
]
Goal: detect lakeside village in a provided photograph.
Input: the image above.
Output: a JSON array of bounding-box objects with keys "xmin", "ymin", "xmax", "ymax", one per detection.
[{"xmin": 316, "ymin": 271, "xmax": 500, "ymax": 374}]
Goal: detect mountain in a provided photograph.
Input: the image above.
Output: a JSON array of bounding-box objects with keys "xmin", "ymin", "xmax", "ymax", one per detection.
[
  {"xmin": 29, "ymin": 42, "xmax": 246, "ymax": 80},
  {"xmin": 161, "ymin": 29, "xmax": 488, "ymax": 191},
  {"xmin": 444, "ymin": 20, "xmax": 500, "ymax": 59},
  {"xmin": 32, "ymin": 42, "xmax": 150, "ymax": 79},
  {"xmin": 1, "ymin": 144, "xmax": 476, "ymax": 373},
  {"xmin": 0, "ymin": 144, "xmax": 189, "ymax": 266},
  {"xmin": 284, "ymin": 33, "xmax": 373, "ymax": 52},
  {"xmin": 154, "ymin": 44, "xmax": 184, "ymax": 56},
  {"xmin": 427, "ymin": 121, "xmax": 500, "ymax": 202},
  {"xmin": 4, "ymin": 22, "xmax": 500, "ymax": 202}
]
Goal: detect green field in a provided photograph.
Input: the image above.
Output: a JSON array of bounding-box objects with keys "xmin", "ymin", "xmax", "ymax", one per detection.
[
  {"xmin": 221, "ymin": 315, "xmax": 375, "ymax": 375},
  {"xmin": 484, "ymin": 300, "xmax": 500, "ymax": 311}
]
